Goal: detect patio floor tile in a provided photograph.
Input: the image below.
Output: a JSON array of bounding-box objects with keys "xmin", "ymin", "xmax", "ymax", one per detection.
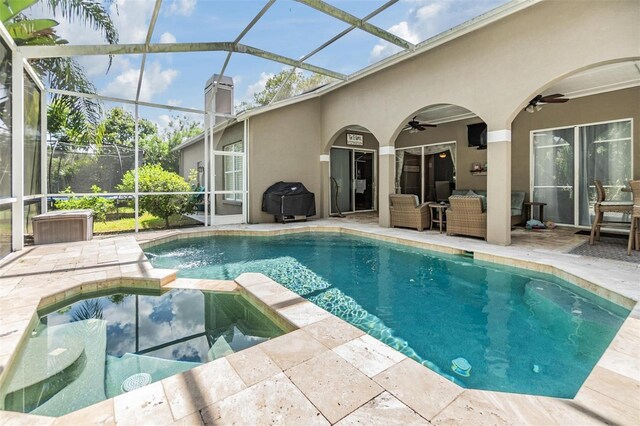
[
  {"xmin": 259, "ymin": 329, "xmax": 328, "ymax": 370},
  {"xmin": 113, "ymin": 381, "xmax": 173, "ymax": 426},
  {"xmin": 226, "ymin": 345, "xmax": 282, "ymax": 387},
  {"xmin": 582, "ymin": 365, "xmax": 640, "ymax": 410},
  {"xmin": 431, "ymin": 390, "xmax": 557, "ymax": 425},
  {"xmin": 335, "ymin": 391, "xmax": 429, "ymax": 425},
  {"xmin": 286, "ymin": 350, "xmax": 383, "ymax": 423},
  {"xmin": 303, "ymin": 315, "xmax": 365, "ymax": 349},
  {"xmin": 201, "ymin": 372, "xmax": 328, "ymax": 425},
  {"xmin": 333, "ymin": 335, "xmax": 405, "ymax": 377},
  {"xmin": 373, "ymin": 358, "xmax": 462, "ymax": 421},
  {"xmin": 162, "ymin": 358, "xmax": 246, "ymax": 420},
  {"xmin": 540, "ymin": 386, "xmax": 640, "ymax": 425}
]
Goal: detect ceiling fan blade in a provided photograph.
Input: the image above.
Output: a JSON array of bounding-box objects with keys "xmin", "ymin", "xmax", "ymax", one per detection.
[
  {"xmin": 422, "ymin": 123, "xmax": 437, "ymax": 127},
  {"xmin": 543, "ymin": 98, "xmax": 569, "ymax": 103},
  {"xmin": 402, "ymin": 126, "xmax": 411, "ymax": 131},
  {"xmin": 541, "ymin": 93, "xmax": 564, "ymax": 99}
]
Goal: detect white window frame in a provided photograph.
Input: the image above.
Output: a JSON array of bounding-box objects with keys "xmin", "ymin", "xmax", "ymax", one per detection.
[{"xmin": 223, "ymin": 141, "xmax": 243, "ymax": 202}]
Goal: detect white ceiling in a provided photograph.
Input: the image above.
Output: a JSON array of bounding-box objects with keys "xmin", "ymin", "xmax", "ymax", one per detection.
[{"xmin": 543, "ymin": 61, "xmax": 640, "ymax": 99}]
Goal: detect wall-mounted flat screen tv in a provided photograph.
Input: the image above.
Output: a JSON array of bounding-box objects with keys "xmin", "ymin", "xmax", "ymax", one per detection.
[{"xmin": 468, "ymin": 123, "xmax": 487, "ymax": 150}]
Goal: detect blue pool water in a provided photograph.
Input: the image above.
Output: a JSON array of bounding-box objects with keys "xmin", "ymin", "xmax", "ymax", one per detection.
[{"xmin": 147, "ymin": 233, "xmax": 629, "ymax": 397}]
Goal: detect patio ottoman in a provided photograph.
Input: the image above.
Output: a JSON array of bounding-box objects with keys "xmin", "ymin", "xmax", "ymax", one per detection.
[{"xmin": 33, "ymin": 210, "xmax": 94, "ymax": 245}]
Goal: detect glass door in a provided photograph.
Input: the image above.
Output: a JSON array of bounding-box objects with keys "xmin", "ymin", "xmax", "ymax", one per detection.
[
  {"xmin": 330, "ymin": 148, "xmax": 353, "ymax": 214},
  {"xmin": 354, "ymin": 151, "xmax": 375, "ymax": 211},
  {"xmin": 531, "ymin": 127, "xmax": 575, "ymax": 225},
  {"xmin": 531, "ymin": 119, "xmax": 633, "ymax": 227}
]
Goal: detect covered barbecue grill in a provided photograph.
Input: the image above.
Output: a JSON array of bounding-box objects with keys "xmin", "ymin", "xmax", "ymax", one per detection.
[{"xmin": 262, "ymin": 181, "xmax": 316, "ymax": 223}]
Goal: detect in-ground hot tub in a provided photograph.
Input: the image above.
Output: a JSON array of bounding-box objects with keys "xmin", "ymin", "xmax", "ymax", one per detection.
[{"xmin": 0, "ymin": 287, "xmax": 288, "ymax": 417}]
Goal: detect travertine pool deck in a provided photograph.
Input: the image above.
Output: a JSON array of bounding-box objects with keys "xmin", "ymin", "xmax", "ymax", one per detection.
[{"xmin": 0, "ymin": 219, "xmax": 638, "ymax": 425}]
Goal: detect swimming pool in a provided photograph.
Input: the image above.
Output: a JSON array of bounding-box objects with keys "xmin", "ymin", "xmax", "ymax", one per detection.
[
  {"xmin": 2, "ymin": 288, "xmax": 286, "ymax": 417},
  {"xmin": 148, "ymin": 232, "xmax": 629, "ymax": 398}
]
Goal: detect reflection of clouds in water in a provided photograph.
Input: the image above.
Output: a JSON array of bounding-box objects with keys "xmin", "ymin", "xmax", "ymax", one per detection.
[
  {"xmin": 149, "ymin": 295, "xmax": 175, "ymax": 324},
  {"xmin": 138, "ymin": 290, "xmax": 205, "ymax": 352},
  {"xmin": 106, "ymin": 322, "xmax": 135, "ymax": 356}
]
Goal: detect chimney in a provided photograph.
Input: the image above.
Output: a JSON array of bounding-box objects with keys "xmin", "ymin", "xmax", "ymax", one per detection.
[{"xmin": 204, "ymin": 74, "xmax": 234, "ymax": 125}]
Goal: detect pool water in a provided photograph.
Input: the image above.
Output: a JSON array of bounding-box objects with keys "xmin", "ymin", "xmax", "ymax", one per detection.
[
  {"xmin": 1, "ymin": 289, "xmax": 285, "ymax": 417},
  {"xmin": 148, "ymin": 233, "xmax": 629, "ymax": 398}
]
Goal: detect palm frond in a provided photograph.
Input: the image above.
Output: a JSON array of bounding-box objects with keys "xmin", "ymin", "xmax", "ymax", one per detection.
[
  {"xmin": 70, "ymin": 299, "xmax": 104, "ymax": 321},
  {"xmin": 46, "ymin": 0, "xmax": 118, "ymax": 45},
  {"xmin": 30, "ymin": 56, "xmax": 102, "ymax": 124}
]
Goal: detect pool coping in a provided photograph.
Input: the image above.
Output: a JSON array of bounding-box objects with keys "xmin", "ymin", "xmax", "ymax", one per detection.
[{"xmin": 0, "ymin": 227, "xmax": 637, "ymax": 424}]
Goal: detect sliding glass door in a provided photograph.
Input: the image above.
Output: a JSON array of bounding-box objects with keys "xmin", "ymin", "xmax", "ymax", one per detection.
[
  {"xmin": 531, "ymin": 119, "xmax": 633, "ymax": 227},
  {"xmin": 330, "ymin": 148, "xmax": 376, "ymax": 214}
]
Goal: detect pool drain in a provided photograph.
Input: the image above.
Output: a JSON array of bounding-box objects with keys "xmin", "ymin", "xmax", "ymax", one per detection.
[{"xmin": 121, "ymin": 373, "xmax": 152, "ymax": 393}]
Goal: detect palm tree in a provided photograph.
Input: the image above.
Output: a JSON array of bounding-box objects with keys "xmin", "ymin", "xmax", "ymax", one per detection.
[{"xmin": 1, "ymin": 0, "xmax": 119, "ymax": 124}]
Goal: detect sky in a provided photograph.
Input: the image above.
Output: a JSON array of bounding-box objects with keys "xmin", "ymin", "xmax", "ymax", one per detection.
[{"xmin": 28, "ymin": 0, "xmax": 509, "ymax": 129}]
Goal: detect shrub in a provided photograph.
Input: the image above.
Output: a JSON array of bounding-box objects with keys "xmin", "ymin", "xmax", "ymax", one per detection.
[
  {"xmin": 54, "ymin": 185, "xmax": 114, "ymax": 222},
  {"xmin": 117, "ymin": 164, "xmax": 195, "ymax": 228}
]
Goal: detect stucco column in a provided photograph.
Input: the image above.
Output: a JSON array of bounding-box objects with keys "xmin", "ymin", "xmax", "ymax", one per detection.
[
  {"xmin": 486, "ymin": 129, "xmax": 512, "ymax": 246},
  {"xmin": 320, "ymin": 154, "xmax": 330, "ymax": 218},
  {"xmin": 378, "ymin": 146, "xmax": 395, "ymax": 227}
]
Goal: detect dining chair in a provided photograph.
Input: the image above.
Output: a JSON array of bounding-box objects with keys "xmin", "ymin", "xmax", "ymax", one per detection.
[{"xmin": 589, "ymin": 180, "xmax": 633, "ymax": 245}]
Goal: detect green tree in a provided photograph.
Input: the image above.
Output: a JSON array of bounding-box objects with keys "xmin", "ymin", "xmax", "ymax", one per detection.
[
  {"xmin": 141, "ymin": 115, "xmax": 202, "ymax": 171},
  {"xmin": 1, "ymin": 0, "xmax": 119, "ymax": 124},
  {"xmin": 117, "ymin": 164, "xmax": 195, "ymax": 229},
  {"xmin": 237, "ymin": 69, "xmax": 332, "ymax": 112},
  {"xmin": 101, "ymin": 107, "xmax": 157, "ymax": 147}
]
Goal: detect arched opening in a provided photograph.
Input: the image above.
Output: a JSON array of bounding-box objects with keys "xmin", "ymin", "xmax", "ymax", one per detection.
[
  {"xmin": 326, "ymin": 125, "xmax": 380, "ymax": 216},
  {"xmin": 392, "ymin": 104, "xmax": 486, "ymax": 205},
  {"xmin": 509, "ymin": 60, "xmax": 640, "ymax": 232}
]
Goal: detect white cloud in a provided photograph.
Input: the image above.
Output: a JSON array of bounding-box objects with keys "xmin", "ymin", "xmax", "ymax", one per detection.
[
  {"xmin": 159, "ymin": 32, "xmax": 177, "ymax": 44},
  {"xmin": 168, "ymin": 0, "xmax": 197, "ymax": 17},
  {"xmin": 102, "ymin": 61, "xmax": 179, "ymax": 102},
  {"xmin": 369, "ymin": 0, "xmax": 504, "ymax": 63},
  {"xmin": 245, "ymin": 72, "xmax": 274, "ymax": 100},
  {"xmin": 167, "ymin": 99, "xmax": 183, "ymax": 106}
]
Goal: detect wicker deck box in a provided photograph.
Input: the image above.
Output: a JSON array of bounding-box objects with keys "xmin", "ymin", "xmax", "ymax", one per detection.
[{"xmin": 33, "ymin": 210, "xmax": 94, "ymax": 245}]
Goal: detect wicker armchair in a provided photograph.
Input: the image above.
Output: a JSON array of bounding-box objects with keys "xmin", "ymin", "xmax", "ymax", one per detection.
[
  {"xmin": 389, "ymin": 194, "xmax": 430, "ymax": 231},
  {"xmin": 628, "ymin": 180, "xmax": 640, "ymax": 255},
  {"xmin": 446, "ymin": 195, "xmax": 487, "ymax": 240}
]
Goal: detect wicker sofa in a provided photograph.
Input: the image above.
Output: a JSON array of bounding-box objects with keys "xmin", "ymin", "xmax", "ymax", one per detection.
[
  {"xmin": 446, "ymin": 196, "xmax": 487, "ymax": 239},
  {"xmin": 389, "ymin": 194, "xmax": 431, "ymax": 231}
]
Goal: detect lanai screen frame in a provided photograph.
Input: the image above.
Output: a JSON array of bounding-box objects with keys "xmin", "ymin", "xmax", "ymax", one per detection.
[{"xmin": 0, "ymin": 0, "xmax": 536, "ymax": 253}]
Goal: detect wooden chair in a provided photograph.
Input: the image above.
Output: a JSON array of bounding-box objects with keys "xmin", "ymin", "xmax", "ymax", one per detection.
[
  {"xmin": 628, "ymin": 180, "xmax": 640, "ymax": 255},
  {"xmin": 389, "ymin": 194, "xmax": 430, "ymax": 231},
  {"xmin": 589, "ymin": 180, "xmax": 633, "ymax": 245}
]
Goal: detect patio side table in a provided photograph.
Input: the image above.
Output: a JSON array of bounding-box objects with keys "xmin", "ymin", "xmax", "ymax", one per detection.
[
  {"xmin": 524, "ymin": 201, "xmax": 547, "ymax": 223},
  {"xmin": 428, "ymin": 203, "xmax": 449, "ymax": 233}
]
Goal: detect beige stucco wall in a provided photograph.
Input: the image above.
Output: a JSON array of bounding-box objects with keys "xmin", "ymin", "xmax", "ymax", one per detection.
[
  {"xmin": 511, "ymin": 87, "xmax": 640, "ymax": 198},
  {"xmin": 331, "ymin": 130, "xmax": 379, "ymax": 151},
  {"xmin": 248, "ymin": 99, "xmax": 322, "ymax": 223},
  {"xmin": 319, "ymin": 0, "xmax": 639, "ymax": 142}
]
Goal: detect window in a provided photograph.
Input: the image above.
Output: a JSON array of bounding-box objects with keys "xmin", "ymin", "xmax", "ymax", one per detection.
[
  {"xmin": 223, "ymin": 141, "xmax": 243, "ymax": 201},
  {"xmin": 531, "ymin": 119, "xmax": 633, "ymax": 226}
]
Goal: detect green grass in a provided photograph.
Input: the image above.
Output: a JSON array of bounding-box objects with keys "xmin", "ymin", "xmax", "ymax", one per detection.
[{"xmin": 93, "ymin": 212, "xmax": 202, "ymax": 233}]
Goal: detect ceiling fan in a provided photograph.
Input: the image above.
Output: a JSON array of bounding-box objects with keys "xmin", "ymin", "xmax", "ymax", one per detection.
[
  {"xmin": 525, "ymin": 93, "xmax": 569, "ymax": 113},
  {"xmin": 403, "ymin": 116, "xmax": 437, "ymax": 133}
]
